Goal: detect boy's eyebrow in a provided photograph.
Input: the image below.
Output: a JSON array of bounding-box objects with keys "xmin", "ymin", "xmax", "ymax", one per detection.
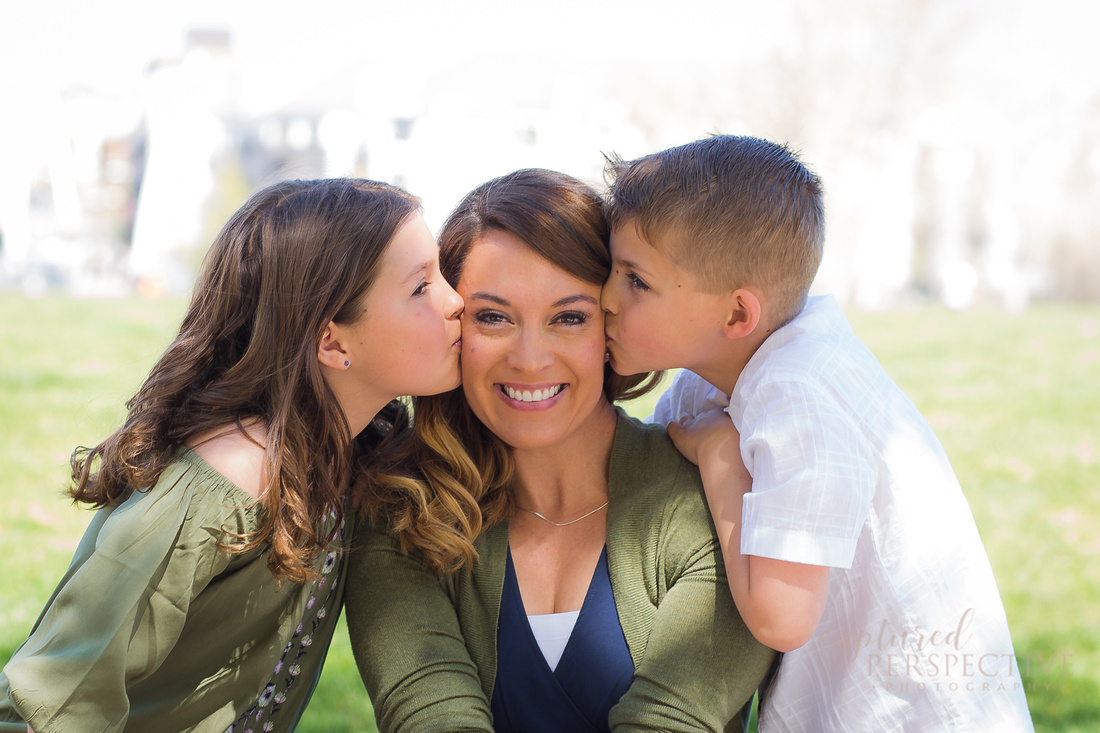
[{"xmin": 612, "ymin": 256, "xmax": 649, "ymax": 274}]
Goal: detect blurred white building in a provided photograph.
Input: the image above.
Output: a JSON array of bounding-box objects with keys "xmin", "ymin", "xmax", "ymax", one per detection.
[{"xmin": 1, "ymin": 0, "xmax": 1097, "ymax": 306}]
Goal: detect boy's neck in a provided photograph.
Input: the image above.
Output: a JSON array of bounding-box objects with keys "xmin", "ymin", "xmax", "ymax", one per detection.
[{"xmin": 692, "ymin": 322, "xmax": 775, "ymax": 396}]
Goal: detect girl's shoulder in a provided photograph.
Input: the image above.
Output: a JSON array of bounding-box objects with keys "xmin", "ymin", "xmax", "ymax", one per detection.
[
  {"xmin": 78, "ymin": 446, "xmax": 269, "ymax": 585},
  {"xmin": 185, "ymin": 420, "xmax": 269, "ymax": 500}
]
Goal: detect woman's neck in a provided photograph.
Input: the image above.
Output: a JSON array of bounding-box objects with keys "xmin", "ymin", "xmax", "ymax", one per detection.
[{"xmin": 509, "ymin": 399, "xmax": 618, "ymax": 516}]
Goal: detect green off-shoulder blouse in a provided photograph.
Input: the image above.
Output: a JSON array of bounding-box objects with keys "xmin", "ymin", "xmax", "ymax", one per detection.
[{"xmin": 0, "ymin": 448, "xmax": 351, "ymax": 733}]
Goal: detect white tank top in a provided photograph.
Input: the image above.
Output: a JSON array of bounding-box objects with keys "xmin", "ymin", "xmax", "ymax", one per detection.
[{"xmin": 526, "ymin": 610, "xmax": 580, "ymax": 672}]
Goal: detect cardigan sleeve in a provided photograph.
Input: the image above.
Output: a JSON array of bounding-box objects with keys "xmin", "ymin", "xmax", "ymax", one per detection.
[
  {"xmin": 610, "ymin": 538, "xmax": 775, "ymax": 732},
  {"xmin": 344, "ymin": 523, "xmax": 494, "ymax": 733},
  {"xmin": 607, "ymin": 417, "xmax": 777, "ymax": 733}
]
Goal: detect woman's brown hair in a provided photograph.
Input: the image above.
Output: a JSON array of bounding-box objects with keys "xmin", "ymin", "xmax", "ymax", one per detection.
[
  {"xmin": 363, "ymin": 169, "xmax": 661, "ymax": 573},
  {"xmin": 70, "ymin": 178, "xmax": 419, "ymax": 583}
]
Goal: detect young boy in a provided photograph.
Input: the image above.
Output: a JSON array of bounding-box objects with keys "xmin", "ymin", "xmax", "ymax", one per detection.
[{"xmin": 601, "ymin": 135, "xmax": 1033, "ymax": 731}]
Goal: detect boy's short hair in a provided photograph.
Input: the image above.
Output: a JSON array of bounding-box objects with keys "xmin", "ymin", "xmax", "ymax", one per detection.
[{"xmin": 606, "ymin": 135, "xmax": 825, "ymax": 326}]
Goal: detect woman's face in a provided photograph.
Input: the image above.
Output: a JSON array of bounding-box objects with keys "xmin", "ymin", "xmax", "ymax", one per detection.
[{"xmin": 457, "ymin": 229, "xmax": 610, "ymax": 452}]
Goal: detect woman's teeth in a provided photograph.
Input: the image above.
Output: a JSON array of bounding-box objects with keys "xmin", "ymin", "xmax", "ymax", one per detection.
[{"xmin": 504, "ymin": 385, "xmax": 563, "ymax": 402}]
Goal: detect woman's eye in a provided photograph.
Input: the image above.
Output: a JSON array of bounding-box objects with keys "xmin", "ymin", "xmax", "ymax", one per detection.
[
  {"xmin": 553, "ymin": 311, "xmax": 588, "ymax": 326},
  {"xmin": 627, "ymin": 273, "xmax": 650, "ymax": 292},
  {"xmin": 474, "ymin": 310, "xmax": 509, "ymax": 325}
]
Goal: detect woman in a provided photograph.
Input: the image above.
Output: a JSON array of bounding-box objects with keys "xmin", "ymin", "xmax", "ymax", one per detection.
[
  {"xmin": 0, "ymin": 178, "xmax": 463, "ymax": 732},
  {"xmin": 347, "ymin": 169, "xmax": 776, "ymax": 732}
]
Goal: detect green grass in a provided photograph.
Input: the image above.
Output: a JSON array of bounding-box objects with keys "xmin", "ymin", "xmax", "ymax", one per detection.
[
  {"xmin": 2, "ymin": 293, "xmax": 1097, "ymax": 730},
  {"xmin": 845, "ymin": 306, "xmax": 1100, "ymax": 730}
]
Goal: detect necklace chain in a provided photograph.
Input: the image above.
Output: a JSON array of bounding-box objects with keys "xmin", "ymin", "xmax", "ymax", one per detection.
[{"xmin": 517, "ymin": 500, "xmax": 609, "ymax": 527}]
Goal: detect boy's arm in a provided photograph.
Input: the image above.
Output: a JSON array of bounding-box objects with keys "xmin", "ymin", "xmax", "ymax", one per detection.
[
  {"xmin": 669, "ymin": 409, "xmax": 829, "ymax": 652},
  {"xmin": 645, "ymin": 369, "xmax": 727, "ymax": 425}
]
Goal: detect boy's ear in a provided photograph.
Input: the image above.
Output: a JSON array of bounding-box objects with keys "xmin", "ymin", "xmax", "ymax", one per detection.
[
  {"xmin": 317, "ymin": 321, "xmax": 351, "ymax": 369},
  {"xmin": 723, "ymin": 288, "xmax": 762, "ymax": 340}
]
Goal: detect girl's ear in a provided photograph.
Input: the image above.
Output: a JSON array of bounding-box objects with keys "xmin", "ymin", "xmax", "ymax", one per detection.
[
  {"xmin": 723, "ymin": 288, "xmax": 763, "ymax": 340},
  {"xmin": 317, "ymin": 321, "xmax": 351, "ymax": 370}
]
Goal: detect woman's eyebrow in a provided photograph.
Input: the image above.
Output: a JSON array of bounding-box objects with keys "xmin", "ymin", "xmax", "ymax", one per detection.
[
  {"xmin": 552, "ymin": 294, "xmax": 599, "ymax": 308},
  {"xmin": 467, "ymin": 292, "xmax": 510, "ymax": 306},
  {"xmin": 466, "ymin": 292, "xmax": 598, "ymax": 308}
]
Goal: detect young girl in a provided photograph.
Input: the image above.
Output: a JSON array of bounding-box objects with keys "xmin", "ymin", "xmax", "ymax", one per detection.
[{"xmin": 0, "ymin": 178, "xmax": 464, "ymax": 732}]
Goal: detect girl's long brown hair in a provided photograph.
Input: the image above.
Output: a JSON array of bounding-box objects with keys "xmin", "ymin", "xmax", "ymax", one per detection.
[
  {"xmin": 70, "ymin": 178, "xmax": 419, "ymax": 583},
  {"xmin": 362, "ymin": 169, "xmax": 661, "ymax": 573}
]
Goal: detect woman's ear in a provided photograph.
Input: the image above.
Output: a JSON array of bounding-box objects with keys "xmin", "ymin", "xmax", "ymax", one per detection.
[
  {"xmin": 317, "ymin": 321, "xmax": 351, "ymax": 370},
  {"xmin": 723, "ymin": 288, "xmax": 763, "ymax": 340}
]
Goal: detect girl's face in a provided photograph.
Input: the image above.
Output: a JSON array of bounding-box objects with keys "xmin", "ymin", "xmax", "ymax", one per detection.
[
  {"xmin": 347, "ymin": 212, "xmax": 464, "ymax": 402},
  {"xmin": 457, "ymin": 229, "xmax": 611, "ymax": 452}
]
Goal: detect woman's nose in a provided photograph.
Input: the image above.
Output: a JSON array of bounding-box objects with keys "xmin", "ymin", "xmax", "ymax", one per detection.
[{"xmin": 506, "ymin": 329, "xmax": 553, "ymax": 372}]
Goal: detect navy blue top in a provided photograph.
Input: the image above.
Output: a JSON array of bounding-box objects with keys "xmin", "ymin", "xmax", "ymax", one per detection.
[{"xmin": 490, "ymin": 547, "xmax": 634, "ymax": 732}]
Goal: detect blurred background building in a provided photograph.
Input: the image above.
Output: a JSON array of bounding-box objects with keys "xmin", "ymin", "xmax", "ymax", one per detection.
[{"xmin": 1, "ymin": 0, "xmax": 1097, "ymax": 309}]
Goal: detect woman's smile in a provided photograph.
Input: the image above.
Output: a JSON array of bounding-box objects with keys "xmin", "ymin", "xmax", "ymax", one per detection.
[
  {"xmin": 457, "ymin": 228, "xmax": 611, "ymax": 452},
  {"xmin": 498, "ymin": 383, "xmax": 567, "ymax": 408}
]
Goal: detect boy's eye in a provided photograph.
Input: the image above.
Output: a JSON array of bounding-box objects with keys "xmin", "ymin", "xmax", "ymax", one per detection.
[
  {"xmin": 553, "ymin": 310, "xmax": 588, "ymax": 326},
  {"xmin": 626, "ymin": 273, "xmax": 650, "ymax": 292}
]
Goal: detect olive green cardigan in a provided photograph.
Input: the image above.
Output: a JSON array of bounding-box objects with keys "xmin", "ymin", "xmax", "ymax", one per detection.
[{"xmin": 346, "ymin": 413, "xmax": 775, "ymax": 732}]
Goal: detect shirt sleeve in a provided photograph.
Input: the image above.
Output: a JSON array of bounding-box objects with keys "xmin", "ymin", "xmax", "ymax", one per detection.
[
  {"xmin": 739, "ymin": 377, "xmax": 876, "ymax": 569},
  {"xmin": 647, "ymin": 370, "xmax": 729, "ymax": 426},
  {"xmin": 344, "ymin": 524, "xmax": 493, "ymax": 733},
  {"xmin": 609, "ymin": 477, "xmax": 776, "ymax": 731},
  {"xmin": 3, "ymin": 469, "xmax": 232, "ymax": 733}
]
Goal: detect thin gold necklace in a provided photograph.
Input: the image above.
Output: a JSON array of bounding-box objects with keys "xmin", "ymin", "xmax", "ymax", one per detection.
[{"xmin": 517, "ymin": 500, "xmax": 609, "ymax": 527}]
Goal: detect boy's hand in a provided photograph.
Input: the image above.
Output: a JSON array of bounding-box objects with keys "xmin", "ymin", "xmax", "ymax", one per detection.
[{"xmin": 667, "ymin": 408, "xmax": 740, "ymax": 466}]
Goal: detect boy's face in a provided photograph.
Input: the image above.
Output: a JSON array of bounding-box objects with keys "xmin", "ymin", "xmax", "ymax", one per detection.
[{"xmin": 602, "ymin": 222, "xmax": 731, "ymax": 377}]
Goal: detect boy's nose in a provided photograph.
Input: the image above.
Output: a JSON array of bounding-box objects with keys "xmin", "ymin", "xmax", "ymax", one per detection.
[{"xmin": 600, "ymin": 283, "xmax": 618, "ymax": 314}]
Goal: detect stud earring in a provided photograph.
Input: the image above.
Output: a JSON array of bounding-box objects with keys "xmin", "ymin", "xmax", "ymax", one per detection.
[{"xmin": 344, "ymin": 360, "xmax": 350, "ymax": 367}]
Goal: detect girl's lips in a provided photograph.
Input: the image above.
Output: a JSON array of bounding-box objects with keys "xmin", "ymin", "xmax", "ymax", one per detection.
[{"xmin": 497, "ymin": 383, "xmax": 567, "ymax": 411}]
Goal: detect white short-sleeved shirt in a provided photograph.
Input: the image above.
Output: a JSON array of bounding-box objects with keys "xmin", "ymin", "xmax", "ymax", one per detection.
[{"xmin": 651, "ymin": 295, "xmax": 1033, "ymax": 732}]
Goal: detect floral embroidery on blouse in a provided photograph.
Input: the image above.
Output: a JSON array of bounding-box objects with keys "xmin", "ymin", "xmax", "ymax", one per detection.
[{"xmin": 226, "ymin": 515, "xmax": 344, "ymax": 733}]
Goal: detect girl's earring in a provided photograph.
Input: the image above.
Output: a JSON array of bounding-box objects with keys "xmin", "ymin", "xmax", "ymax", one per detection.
[{"xmin": 344, "ymin": 360, "xmax": 350, "ymax": 368}]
